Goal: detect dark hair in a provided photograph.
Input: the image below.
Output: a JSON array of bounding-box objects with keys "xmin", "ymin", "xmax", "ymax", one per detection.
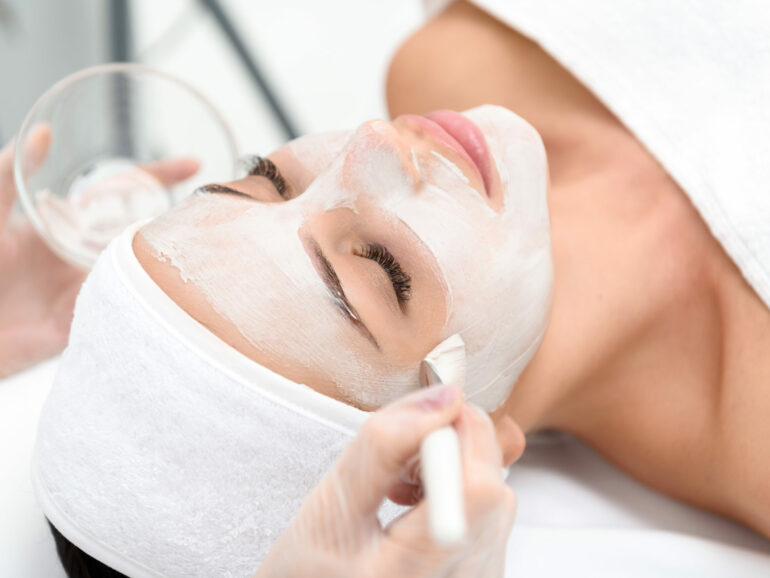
[{"xmin": 48, "ymin": 520, "xmax": 127, "ymax": 578}]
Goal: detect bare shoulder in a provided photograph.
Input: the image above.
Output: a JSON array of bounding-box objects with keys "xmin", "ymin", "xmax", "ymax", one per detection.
[
  {"xmin": 557, "ymin": 151, "xmax": 770, "ymax": 538},
  {"xmin": 388, "ymin": 2, "xmax": 490, "ymax": 115},
  {"xmin": 386, "ymin": 1, "xmax": 545, "ymax": 116},
  {"xmin": 387, "ymin": 1, "xmax": 610, "ymax": 124},
  {"xmin": 711, "ymin": 248, "xmax": 770, "ymax": 537}
]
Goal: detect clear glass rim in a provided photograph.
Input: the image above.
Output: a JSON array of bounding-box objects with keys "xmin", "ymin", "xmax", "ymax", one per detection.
[{"xmin": 13, "ymin": 62, "xmax": 238, "ymax": 270}]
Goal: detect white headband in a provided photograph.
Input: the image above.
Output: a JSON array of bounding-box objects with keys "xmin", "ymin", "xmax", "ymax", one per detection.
[{"xmin": 33, "ymin": 225, "xmax": 402, "ymax": 577}]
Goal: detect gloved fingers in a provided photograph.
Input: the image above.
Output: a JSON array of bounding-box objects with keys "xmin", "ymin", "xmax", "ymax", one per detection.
[
  {"xmin": 455, "ymin": 403, "xmax": 503, "ymax": 471},
  {"xmin": 335, "ymin": 383, "xmax": 464, "ymax": 520},
  {"xmin": 495, "ymin": 413, "xmax": 527, "ymax": 467},
  {"xmin": 0, "ymin": 125, "xmax": 50, "ymax": 228},
  {"xmin": 387, "ymin": 403, "xmax": 512, "ymax": 507},
  {"xmin": 380, "ymin": 404, "xmax": 517, "ymax": 572},
  {"xmin": 454, "ymin": 403, "xmax": 518, "ymax": 534},
  {"xmin": 377, "ymin": 502, "xmax": 455, "ymax": 577},
  {"xmin": 139, "ymin": 157, "xmax": 200, "ymax": 188}
]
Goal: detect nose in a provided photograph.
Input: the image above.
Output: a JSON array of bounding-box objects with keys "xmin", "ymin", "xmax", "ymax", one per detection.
[{"xmin": 340, "ymin": 120, "xmax": 421, "ymax": 195}]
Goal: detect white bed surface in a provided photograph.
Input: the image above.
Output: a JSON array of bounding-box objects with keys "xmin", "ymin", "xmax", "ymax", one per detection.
[
  {"xmin": 0, "ymin": 358, "xmax": 65, "ymax": 578},
  {"xmin": 511, "ymin": 430, "xmax": 770, "ymax": 553},
  {"xmin": 2, "ymin": 358, "xmax": 769, "ymax": 577}
]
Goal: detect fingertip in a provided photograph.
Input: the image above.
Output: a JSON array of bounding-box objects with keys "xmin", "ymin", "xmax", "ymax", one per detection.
[
  {"xmin": 455, "ymin": 402, "xmax": 503, "ymax": 465},
  {"xmin": 457, "ymin": 401, "xmax": 487, "ymax": 422},
  {"xmin": 26, "ymin": 124, "xmax": 52, "ymax": 156},
  {"xmin": 16, "ymin": 124, "xmax": 52, "ymax": 175},
  {"xmin": 463, "ymin": 402, "xmax": 496, "ymax": 431},
  {"xmin": 176, "ymin": 157, "xmax": 201, "ymax": 179},
  {"xmin": 497, "ymin": 415, "xmax": 526, "ymax": 466},
  {"xmin": 415, "ymin": 383, "xmax": 463, "ymax": 412},
  {"xmin": 29, "ymin": 123, "xmax": 52, "ymax": 144},
  {"xmin": 162, "ymin": 157, "xmax": 201, "ymax": 183},
  {"xmin": 452, "ymin": 402, "xmax": 473, "ymax": 433},
  {"xmin": 144, "ymin": 157, "xmax": 201, "ymax": 187}
]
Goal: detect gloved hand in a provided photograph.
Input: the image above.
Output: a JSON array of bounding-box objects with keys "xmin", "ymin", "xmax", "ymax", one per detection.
[
  {"xmin": 255, "ymin": 384, "xmax": 520, "ymax": 578},
  {"xmin": 0, "ymin": 126, "xmax": 198, "ymax": 378}
]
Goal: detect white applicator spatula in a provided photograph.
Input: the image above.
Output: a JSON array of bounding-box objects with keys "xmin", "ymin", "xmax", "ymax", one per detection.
[{"xmin": 418, "ymin": 333, "xmax": 467, "ymax": 546}]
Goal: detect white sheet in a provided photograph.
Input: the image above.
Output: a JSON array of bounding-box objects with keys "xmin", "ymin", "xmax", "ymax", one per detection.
[
  {"xmin": 510, "ymin": 431, "xmax": 770, "ymax": 553},
  {"xmin": 2, "ymin": 359, "xmax": 769, "ymax": 577},
  {"xmin": 0, "ymin": 358, "xmax": 65, "ymax": 578},
  {"xmin": 506, "ymin": 525, "xmax": 770, "ymax": 577}
]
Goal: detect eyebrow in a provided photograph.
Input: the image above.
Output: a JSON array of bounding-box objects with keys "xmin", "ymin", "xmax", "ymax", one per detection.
[
  {"xmin": 308, "ymin": 240, "xmax": 381, "ymax": 351},
  {"xmin": 197, "ymin": 183, "xmax": 253, "ymax": 199}
]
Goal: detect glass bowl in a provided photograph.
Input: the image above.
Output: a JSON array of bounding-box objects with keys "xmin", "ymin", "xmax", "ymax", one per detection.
[{"xmin": 14, "ymin": 62, "xmax": 238, "ymax": 269}]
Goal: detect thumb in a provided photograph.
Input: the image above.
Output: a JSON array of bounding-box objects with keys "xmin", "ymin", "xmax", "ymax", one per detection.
[
  {"xmin": 140, "ymin": 157, "xmax": 200, "ymax": 188},
  {"xmin": 326, "ymin": 384, "xmax": 464, "ymax": 522},
  {"xmin": 0, "ymin": 137, "xmax": 17, "ymax": 229},
  {"xmin": 1, "ymin": 125, "xmax": 51, "ymax": 229}
]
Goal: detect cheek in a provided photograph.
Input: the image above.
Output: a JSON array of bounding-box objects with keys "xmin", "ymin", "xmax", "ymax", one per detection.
[
  {"xmin": 382, "ymin": 183, "xmax": 503, "ymax": 268},
  {"xmin": 380, "ymin": 187, "xmax": 517, "ymax": 342},
  {"xmin": 419, "ymin": 151, "xmax": 470, "ymax": 188}
]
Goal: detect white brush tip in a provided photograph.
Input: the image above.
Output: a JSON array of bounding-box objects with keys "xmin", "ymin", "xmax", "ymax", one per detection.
[{"xmin": 422, "ymin": 334, "xmax": 466, "ymax": 387}]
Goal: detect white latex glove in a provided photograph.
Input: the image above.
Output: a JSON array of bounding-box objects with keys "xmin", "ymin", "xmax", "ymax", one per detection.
[{"xmin": 255, "ymin": 384, "xmax": 519, "ymax": 578}]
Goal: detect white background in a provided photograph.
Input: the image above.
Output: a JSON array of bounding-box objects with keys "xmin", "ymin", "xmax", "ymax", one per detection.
[{"xmin": 132, "ymin": 0, "xmax": 423, "ymax": 155}]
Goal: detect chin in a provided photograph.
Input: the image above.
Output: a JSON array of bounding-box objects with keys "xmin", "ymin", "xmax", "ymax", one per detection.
[{"xmin": 462, "ymin": 104, "xmax": 548, "ymax": 211}]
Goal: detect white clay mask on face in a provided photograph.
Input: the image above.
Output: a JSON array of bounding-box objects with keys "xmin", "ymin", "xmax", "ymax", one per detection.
[
  {"xmin": 143, "ymin": 105, "xmax": 552, "ymax": 411},
  {"xmin": 142, "ymin": 188, "xmax": 420, "ymax": 408},
  {"xmin": 373, "ymin": 106, "xmax": 553, "ymax": 410}
]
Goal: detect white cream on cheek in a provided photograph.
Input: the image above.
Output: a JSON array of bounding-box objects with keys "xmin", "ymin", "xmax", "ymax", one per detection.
[{"xmin": 429, "ymin": 151, "xmax": 470, "ymax": 185}]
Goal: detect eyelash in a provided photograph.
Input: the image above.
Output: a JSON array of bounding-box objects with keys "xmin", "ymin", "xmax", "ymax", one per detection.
[
  {"xmin": 357, "ymin": 243, "xmax": 412, "ymax": 304},
  {"xmin": 243, "ymin": 155, "xmax": 289, "ymax": 198}
]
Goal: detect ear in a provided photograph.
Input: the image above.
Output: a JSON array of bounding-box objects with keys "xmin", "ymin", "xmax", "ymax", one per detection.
[{"xmin": 493, "ymin": 413, "xmax": 526, "ymax": 467}]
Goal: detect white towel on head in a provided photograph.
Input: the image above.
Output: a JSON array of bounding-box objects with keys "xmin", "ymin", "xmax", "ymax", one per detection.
[{"xmin": 33, "ymin": 224, "xmax": 400, "ymax": 577}]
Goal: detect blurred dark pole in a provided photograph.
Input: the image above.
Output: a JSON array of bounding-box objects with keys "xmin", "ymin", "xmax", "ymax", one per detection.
[
  {"xmin": 198, "ymin": 0, "xmax": 299, "ymax": 140},
  {"xmin": 109, "ymin": 0, "xmax": 134, "ymax": 156},
  {"xmin": 109, "ymin": 0, "xmax": 132, "ymax": 62},
  {"xmin": 0, "ymin": 0, "xmax": 15, "ymax": 142}
]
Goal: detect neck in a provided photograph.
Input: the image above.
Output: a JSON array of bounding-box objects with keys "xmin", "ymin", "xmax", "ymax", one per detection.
[
  {"xmin": 490, "ymin": 156, "xmax": 586, "ymax": 434},
  {"xmin": 492, "ymin": 114, "xmax": 654, "ymax": 435}
]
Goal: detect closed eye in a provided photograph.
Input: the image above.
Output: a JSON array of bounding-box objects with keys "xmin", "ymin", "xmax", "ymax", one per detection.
[
  {"xmin": 355, "ymin": 243, "xmax": 412, "ymax": 307},
  {"xmin": 306, "ymin": 239, "xmax": 381, "ymax": 350},
  {"xmin": 197, "ymin": 155, "xmax": 290, "ymax": 201},
  {"xmin": 242, "ymin": 155, "xmax": 289, "ymax": 198}
]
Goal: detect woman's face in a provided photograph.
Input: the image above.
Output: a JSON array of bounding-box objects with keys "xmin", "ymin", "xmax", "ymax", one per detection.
[{"xmin": 137, "ymin": 105, "xmax": 552, "ymax": 411}]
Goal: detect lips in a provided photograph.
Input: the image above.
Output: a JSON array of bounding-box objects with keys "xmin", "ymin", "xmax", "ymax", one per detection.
[
  {"xmin": 397, "ymin": 113, "xmax": 491, "ymax": 198},
  {"xmin": 424, "ymin": 110, "xmax": 493, "ymax": 196}
]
